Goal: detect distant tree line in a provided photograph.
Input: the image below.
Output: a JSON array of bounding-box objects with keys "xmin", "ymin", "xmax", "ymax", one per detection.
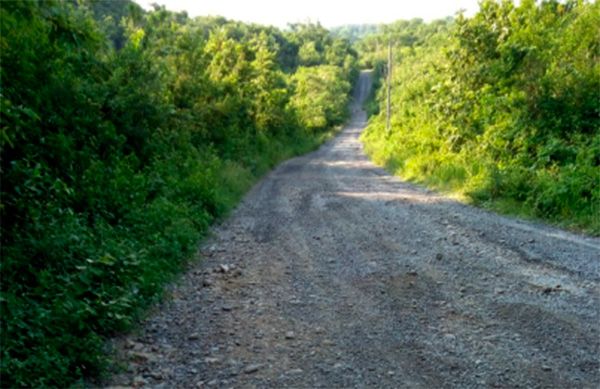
[{"xmin": 330, "ymin": 23, "xmax": 379, "ymax": 42}]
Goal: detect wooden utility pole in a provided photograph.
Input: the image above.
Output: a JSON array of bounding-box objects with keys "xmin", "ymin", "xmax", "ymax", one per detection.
[{"xmin": 386, "ymin": 40, "xmax": 392, "ymax": 133}]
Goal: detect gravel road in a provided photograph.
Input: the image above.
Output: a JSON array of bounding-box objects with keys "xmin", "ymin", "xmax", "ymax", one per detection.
[{"xmin": 108, "ymin": 71, "xmax": 600, "ymax": 388}]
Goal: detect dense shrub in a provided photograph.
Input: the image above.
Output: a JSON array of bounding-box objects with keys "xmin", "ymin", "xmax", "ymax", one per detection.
[
  {"xmin": 360, "ymin": 0, "xmax": 599, "ymax": 234},
  {"xmin": 0, "ymin": 1, "xmax": 357, "ymax": 386}
]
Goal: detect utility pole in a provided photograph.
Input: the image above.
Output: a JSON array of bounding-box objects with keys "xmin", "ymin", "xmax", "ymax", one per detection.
[{"xmin": 386, "ymin": 40, "xmax": 392, "ymax": 133}]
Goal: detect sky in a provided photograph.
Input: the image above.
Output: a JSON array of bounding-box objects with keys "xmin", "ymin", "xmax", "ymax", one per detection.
[{"xmin": 134, "ymin": 0, "xmax": 480, "ymax": 28}]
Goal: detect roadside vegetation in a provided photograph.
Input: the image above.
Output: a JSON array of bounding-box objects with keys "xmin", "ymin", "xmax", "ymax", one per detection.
[
  {"xmin": 358, "ymin": 0, "xmax": 599, "ymax": 234},
  {"xmin": 0, "ymin": 1, "xmax": 357, "ymax": 386},
  {"xmin": 2, "ymin": 0, "xmax": 598, "ymax": 386}
]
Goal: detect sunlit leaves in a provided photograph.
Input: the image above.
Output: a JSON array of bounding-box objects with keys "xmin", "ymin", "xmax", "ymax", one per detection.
[
  {"xmin": 291, "ymin": 65, "xmax": 351, "ymax": 131},
  {"xmin": 361, "ymin": 0, "xmax": 599, "ymax": 233}
]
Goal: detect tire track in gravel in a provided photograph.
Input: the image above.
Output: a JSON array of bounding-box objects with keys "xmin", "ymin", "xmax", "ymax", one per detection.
[{"xmin": 108, "ymin": 71, "xmax": 600, "ymax": 389}]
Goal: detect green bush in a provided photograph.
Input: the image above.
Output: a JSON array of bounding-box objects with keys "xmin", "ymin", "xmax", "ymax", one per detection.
[
  {"xmin": 0, "ymin": 1, "xmax": 357, "ymax": 386},
  {"xmin": 360, "ymin": 0, "xmax": 599, "ymax": 234}
]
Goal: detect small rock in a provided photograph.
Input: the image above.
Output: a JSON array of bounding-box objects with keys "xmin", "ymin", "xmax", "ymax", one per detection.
[
  {"xmin": 243, "ymin": 364, "xmax": 263, "ymax": 374},
  {"xmin": 287, "ymin": 368, "xmax": 303, "ymax": 375},
  {"xmin": 132, "ymin": 376, "xmax": 147, "ymax": 386},
  {"xmin": 129, "ymin": 351, "xmax": 158, "ymax": 363},
  {"xmin": 285, "ymin": 331, "xmax": 295, "ymax": 340},
  {"xmin": 444, "ymin": 333, "xmax": 456, "ymax": 341},
  {"xmin": 222, "ymin": 305, "xmax": 233, "ymax": 312},
  {"xmin": 189, "ymin": 368, "xmax": 198, "ymax": 374},
  {"xmin": 204, "ymin": 357, "xmax": 220, "ymax": 364},
  {"xmin": 189, "ymin": 333, "xmax": 200, "ymax": 340},
  {"xmin": 542, "ymin": 365, "xmax": 552, "ymax": 371},
  {"xmin": 219, "ymin": 264, "xmax": 230, "ymax": 273},
  {"xmin": 436, "ymin": 253, "xmax": 443, "ymax": 261},
  {"xmin": 124, "ymin": 340, "xmax": 138, "ymax": 350},
  {"xmin": 207, "ymin": 379, "xmax": 219, "ymax": 386},
  {"xmin": 202, "ymin": 279, "xmax": 213, "ymax": 287},
  {"xmin": 145, "ymin": 371, "xmax": 163, "ymax": 381},
  {"xmin": 528, "ymin": 239, "xmax": 535, "ymax": 243}
]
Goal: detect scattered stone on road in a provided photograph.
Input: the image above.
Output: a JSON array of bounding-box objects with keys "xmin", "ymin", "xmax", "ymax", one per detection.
[
  {"xmin": 243, "ymin": 364, "xmax": 263, "ymax": 374},
  {"xmin": 106, "ymin": 71, "xmax": 600, "ymax": 389}
]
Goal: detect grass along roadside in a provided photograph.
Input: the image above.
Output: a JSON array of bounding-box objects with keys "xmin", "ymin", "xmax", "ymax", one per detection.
[{"xmin": 360, "ymin": 134, "xmax": 599, "ymax": 236}]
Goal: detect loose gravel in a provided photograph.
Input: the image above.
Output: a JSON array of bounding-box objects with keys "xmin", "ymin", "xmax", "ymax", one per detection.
[{"xmin": 106, "ymin": 71, "xmax": 600, "ymax": 389}]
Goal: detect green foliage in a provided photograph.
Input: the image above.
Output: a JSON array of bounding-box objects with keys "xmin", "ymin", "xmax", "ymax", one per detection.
[
  {"xmin": 0, "ymin": 1, "xmax": 356, "ymax": 387},
  {"xmin": 360, "ymin": 0, "xmax": 599, "ymax": 234},
  {"xmin": 330, "ymin": 24, "xmax": 379, "ymax": 43},
  {"xmin": 291, "ymin": 65, "xmax": 352, "ymax": 131},
  {"xmin": 81, "ymin": 0, "xmax": 144, "ymax": 49},
  {"xmin": 354, "ymin": 18, "xmax": 452, "ymax": 67}
]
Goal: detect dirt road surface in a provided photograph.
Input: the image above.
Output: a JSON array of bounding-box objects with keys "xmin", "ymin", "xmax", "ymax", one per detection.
[{"xmin": 109, "ymin": 71, "xmax": 600, "ymax": 388}]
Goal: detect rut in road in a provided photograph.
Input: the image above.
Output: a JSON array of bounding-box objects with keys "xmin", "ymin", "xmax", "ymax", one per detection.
[{"xmin": 109, "ymin": 71, "xmax": 600, "ymax": 388}]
